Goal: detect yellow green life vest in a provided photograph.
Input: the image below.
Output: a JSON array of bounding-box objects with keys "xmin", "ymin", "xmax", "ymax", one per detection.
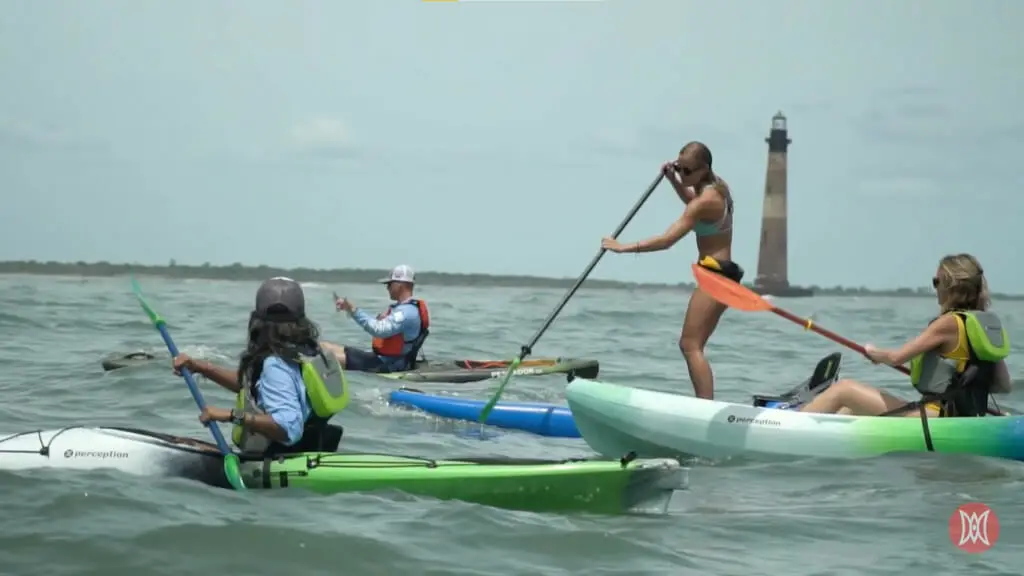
[
  {"xmin": 909, "ymin": 310, "xmax": 1009, "ymax": 396},
  {"xmin": 231, "ymin": 352, "xmax": 350, "ymax": 451}
]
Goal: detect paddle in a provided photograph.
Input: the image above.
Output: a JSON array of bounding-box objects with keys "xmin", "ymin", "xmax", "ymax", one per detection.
[
  {"xmin": 478, "ymin": 172, "xmax": 666, "ymax": 423},
  {"xmin": 692, "ymin": 265, "xmax": 1010, "ymax": 416},
  {"xmin": 691, "ymin": 264, "xmax": 910, "ymax": 375},
  {"xmin": 130, "ymin": 277, "xmax": 247, "ymax": 491}
]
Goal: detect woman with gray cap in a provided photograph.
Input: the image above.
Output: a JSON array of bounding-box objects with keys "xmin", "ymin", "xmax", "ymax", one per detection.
[{"xmin": 172, "ymin": 277, "xmax": 350, "ymax": 455}]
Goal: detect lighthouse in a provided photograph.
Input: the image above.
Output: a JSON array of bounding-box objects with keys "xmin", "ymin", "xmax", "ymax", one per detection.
[{"xmin": 753, "ymin": 111, "xmax": 813, "ymax": 298}]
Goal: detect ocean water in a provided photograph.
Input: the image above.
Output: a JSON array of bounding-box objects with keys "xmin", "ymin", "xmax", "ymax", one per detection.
[{"xmin": 0, "ymin": 274, "xmax": 1020, "ymax": 575}]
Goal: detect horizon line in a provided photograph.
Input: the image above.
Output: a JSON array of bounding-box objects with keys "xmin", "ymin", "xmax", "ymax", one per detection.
[{"xmin": 1, "ymin": 259, "xmax": 1022, "ymax": 300}]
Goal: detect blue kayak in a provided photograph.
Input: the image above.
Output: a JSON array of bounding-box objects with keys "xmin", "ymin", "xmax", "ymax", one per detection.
[{"xmin": 387, "ymin": 388, "xmax": 580, "ymax": 438}]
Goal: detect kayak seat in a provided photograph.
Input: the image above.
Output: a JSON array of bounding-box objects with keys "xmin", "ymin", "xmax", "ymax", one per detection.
[
  {"xmin": 319, "ymin": 424, "xmax": 345, "ymax": 452},
  {"xmin": 751, "ymin": 393, "xmax": 797, "ymax": 409},
  {"xmin": 261, "ymin": 423, "xmax": 345, "ymax": 458},
  {"xmin": 752, "ymin": 352, "xmax": 843, "ymax": 409},
  {"xmin": 806, "ymin": 352, "xmax": 842, "ymax": 391}
]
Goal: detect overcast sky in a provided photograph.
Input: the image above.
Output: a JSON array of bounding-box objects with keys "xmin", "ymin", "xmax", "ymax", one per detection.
[{"xmin": 2, "ymin": 0, "xmax": 1021, "ymax": 290}]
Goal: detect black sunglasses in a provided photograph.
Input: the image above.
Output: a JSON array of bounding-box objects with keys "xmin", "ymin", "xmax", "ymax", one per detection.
[
  {"xmin": 932, "ymin": 277, "xmax": 940, "ymax": 288},
  {"xmin": 673, "ymin": 162, "xmax": 702, "ymax": 176}
]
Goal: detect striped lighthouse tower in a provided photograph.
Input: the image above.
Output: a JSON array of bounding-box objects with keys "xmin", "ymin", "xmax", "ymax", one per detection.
[{"xmin": 753, "ymin": 111, "xmax": 813, "ymax": 298}]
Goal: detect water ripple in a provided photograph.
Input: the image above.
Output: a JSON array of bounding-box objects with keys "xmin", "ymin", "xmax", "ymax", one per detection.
[{"xmin": 0, "ymin": 275, "xmax": 1022, "ymax": 575}]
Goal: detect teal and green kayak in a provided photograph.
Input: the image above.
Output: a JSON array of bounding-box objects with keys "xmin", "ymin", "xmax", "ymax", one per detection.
[
  {"xmin": 564, "ymin": 353, "xmax": 1024, "ymax": 463},
  {"xmin": 0, "ymin": 426, "xmax": 685, "ymax": 514}
]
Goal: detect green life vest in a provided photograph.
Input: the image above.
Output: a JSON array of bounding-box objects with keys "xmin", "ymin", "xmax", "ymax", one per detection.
[
  {"xmin": 909, "ymin": 310, "xmax": 1010, "ymax": 396},
  {"xmin": 231, "ymin": 352, "xmax": 350, "ymax": 452}
]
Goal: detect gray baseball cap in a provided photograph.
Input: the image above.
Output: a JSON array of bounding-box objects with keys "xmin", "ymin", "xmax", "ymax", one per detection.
[{"xmin": 254, "ymin": 276, "xmax": 305, "ymax": 320}]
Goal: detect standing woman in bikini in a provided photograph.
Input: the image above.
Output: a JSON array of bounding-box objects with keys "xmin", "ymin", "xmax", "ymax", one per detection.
[{"xmin": 601, "ymin": 141, "xmax": 742, "ymax": 400}]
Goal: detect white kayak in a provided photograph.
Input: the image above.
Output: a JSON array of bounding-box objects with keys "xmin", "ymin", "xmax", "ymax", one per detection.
[
  {"xmin": 0, "ymin": 426, "xmax": 228, "ymax": 481},
  {"xmin": 565, "ymin": 353, "xmax": 1024, "ymax": 463}
]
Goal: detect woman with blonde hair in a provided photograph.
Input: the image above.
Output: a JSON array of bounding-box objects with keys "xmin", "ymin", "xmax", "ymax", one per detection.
[{"xmin": 799, "ymin": 253, "xmax": 1012, "ymax": 417}]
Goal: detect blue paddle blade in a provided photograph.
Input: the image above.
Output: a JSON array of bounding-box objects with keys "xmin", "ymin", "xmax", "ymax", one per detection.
[{"xmin": 130, "ymin": 276, "xmax": 247, "ymax": 492}]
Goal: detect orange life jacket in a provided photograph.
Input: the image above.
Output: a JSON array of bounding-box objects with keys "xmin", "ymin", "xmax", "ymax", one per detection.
[{"xmin": 371, "ymin": 299, "xmax": 430, "ymax": 363}]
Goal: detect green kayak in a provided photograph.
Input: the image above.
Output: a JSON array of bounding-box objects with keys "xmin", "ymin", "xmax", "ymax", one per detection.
[
  {"xmin": 250, "ymin": 452, "xmax": 682, "ymax": 514},
  {"xmin": 1, "ymin": 426, "xmax": 687, "ymax": 515}
]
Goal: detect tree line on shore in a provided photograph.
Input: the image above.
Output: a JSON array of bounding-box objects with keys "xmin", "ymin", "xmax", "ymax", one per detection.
[{"xmin": 1, "ymin": 259, "xmax": 1020, "ymax": 299}]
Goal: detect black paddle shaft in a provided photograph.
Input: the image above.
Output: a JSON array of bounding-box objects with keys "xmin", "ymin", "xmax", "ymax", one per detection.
[{"xmin": 516, "ymin": 171, "xmax": 666, "ymax": 359}]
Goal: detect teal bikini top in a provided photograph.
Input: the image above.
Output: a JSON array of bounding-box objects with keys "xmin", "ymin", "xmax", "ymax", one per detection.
[{"xmin": 692, "ymin": 183, "xmax": 733, "ymax": 237}]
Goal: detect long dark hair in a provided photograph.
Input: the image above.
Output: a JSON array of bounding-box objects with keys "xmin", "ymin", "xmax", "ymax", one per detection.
[{"xmin": 237, "ymin": 313, "xmax": 321, "ymax": 394}]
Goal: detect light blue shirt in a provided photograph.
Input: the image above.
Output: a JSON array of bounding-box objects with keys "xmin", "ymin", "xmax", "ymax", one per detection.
[
  {"xmin": 256, "ymin": 356, "xmax": 310, "ymax": 446},
  {"xmin": 351, "ymin": 300, "xmax": 423, "ymax": 371}
]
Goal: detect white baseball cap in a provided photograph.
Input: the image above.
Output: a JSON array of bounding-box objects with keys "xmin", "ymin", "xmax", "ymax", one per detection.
[{"xmin": 378, "ymin": 264, "xmax": 415, "ymax": 284}]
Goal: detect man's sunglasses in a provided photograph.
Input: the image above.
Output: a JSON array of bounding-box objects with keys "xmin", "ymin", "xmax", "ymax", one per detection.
[{"xmin": 673, "ymin": 162, "xmax": 701, "ymax": 176}]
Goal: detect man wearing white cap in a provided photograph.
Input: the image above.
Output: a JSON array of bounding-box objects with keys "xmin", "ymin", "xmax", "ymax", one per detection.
[{"xmin": 321, "ymin": 265, "xmax": 431, "ymax": 373}]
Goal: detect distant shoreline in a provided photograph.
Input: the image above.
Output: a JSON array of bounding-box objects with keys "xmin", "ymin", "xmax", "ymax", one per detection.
[{"xmin": 1, "ymin": 260, "xmax": 1022, "ymax": 300}]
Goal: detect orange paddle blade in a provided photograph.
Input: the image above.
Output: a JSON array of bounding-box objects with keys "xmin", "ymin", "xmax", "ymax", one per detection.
[
  {"xmin": 691, "ymin": 264, "xmax": 914, "ymax": 378},
  {"xmin": 691, "ymin": 264, "xmax": 772, "ymax": 311}
]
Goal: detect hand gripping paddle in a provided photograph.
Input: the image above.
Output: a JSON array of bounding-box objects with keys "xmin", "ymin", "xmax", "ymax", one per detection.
[
  {"xmin": 691, "ymin": 265, "xmax": 1010, "ymax": 416},
  {"xmin": 131, "ymin": 277, "xmax": 246, "ymax": 491}
]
